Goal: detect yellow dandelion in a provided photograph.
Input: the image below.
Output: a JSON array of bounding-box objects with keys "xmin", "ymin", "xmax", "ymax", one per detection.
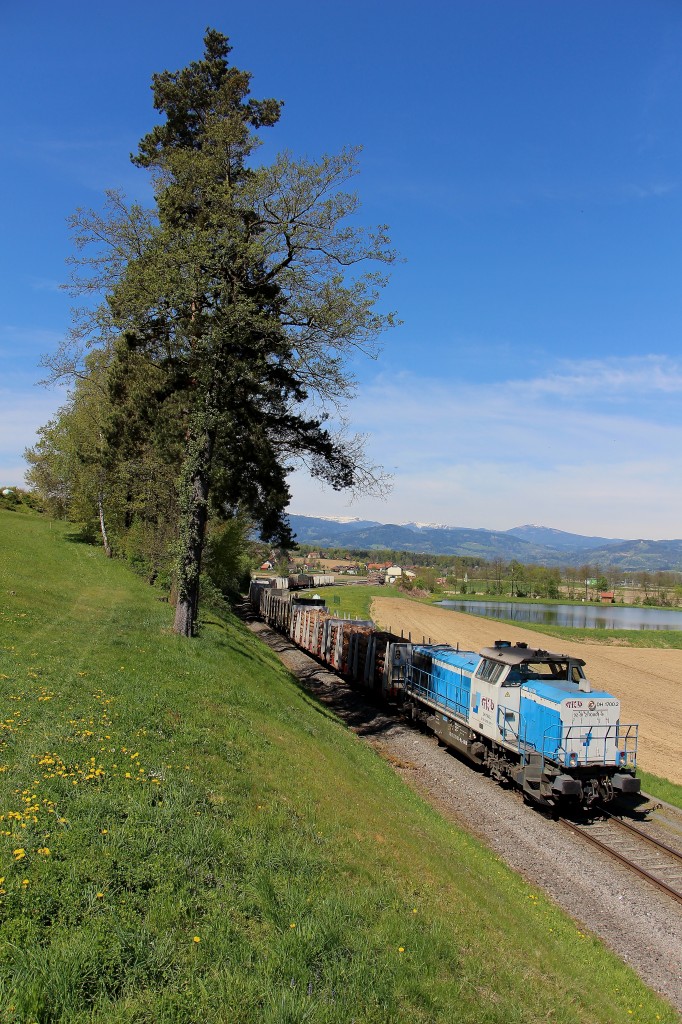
[
  {"xmin": 21, "ymin": 879, "xmax": 29, "ymax": 886},
  {"xmin": 12, "ymin": 848, "xmax": 25, "ymax": 860},
  {"xmin": 37, "ymin": 847, "xmax": 50, "ymax": 856},
  {"xmin": 289, "ymin": 923, "xmax": 296, "ymax": 929},
  {"xmin": 96, "ymin": 892, "xmax": 104, "ymax": 899},
  {"xmin": 193, "ymin": 936, "xmax": 201, "ymax": 943},
  {"xmin": 398, "ymin": 946, "xmax": 405, "ymax": 953},
  {"xmin": 101, "ymin": 828, "xmax": 108, "ymax": 834}
]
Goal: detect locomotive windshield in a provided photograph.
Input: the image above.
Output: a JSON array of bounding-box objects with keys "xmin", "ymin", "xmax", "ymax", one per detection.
[
  {"xmin": 475, "ymin": 658, "xmax": 505, "ymax": 684},
  {"xmin": 506, "ymin": 661, "xmax": 585, "ymax": 683},
  {"xmin": 507, "ymin": 661, "xmax": 568, "ymax": 681}
]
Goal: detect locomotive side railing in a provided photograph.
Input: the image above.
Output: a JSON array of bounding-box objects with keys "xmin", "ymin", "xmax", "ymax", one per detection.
[{"xmin": 405, "ymin": 664, "xmax": 470, "ymax": 720}]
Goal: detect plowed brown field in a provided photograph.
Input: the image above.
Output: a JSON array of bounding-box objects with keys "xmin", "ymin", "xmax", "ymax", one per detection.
[{"xmin": 371, "ymin": 597, "xmax": 682, "ymax": 785}]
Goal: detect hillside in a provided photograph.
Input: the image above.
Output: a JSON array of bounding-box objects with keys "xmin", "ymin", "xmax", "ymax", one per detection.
[
  {"xmin": 0, "ymin": 510, "xmax": 676, "ymax": 1022},
  {"xmin": 287, "ymin": 514, "xmax": 682, "ymax": 570}
]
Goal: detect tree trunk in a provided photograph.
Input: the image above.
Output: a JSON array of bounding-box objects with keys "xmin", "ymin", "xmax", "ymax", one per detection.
[
  {"xmin": 98, "ymin": 491, "xmax": 112, "ymax": 558},
  {"xmin": 173, "ymin": 429, "xmax": 214, "ymax": 637}
]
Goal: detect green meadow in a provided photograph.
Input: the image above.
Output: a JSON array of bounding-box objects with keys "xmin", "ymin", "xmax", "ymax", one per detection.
[{"xmin": 0, "ymin": 510, "xmax": 676, "ymax": 1022}]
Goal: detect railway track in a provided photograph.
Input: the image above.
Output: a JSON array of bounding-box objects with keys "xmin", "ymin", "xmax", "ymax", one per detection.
[{"xmin": 560, "ymin": 807, "xmax": 682, "ymax": 905}]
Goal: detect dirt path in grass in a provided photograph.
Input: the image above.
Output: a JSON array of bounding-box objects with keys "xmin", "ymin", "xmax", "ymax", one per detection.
[{"xmin": 372, "ymin": 597, "xmax": 682, "ymax": 785}]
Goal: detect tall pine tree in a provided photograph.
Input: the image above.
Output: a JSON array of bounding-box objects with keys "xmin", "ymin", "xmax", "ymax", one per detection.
[{"xmin": 56, "ymin": 30, "xmax": 396, "ymax": 636}]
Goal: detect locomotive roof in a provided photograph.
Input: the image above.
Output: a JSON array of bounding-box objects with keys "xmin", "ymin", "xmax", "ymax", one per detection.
[{"xmin": 479, "ymin": 642, "xmax": 586, "ymax": 667}]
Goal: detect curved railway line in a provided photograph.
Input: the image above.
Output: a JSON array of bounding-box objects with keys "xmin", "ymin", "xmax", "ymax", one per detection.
[{"xmin": 560, "ymin": 806, "xmax": 682, "ymax": 905}]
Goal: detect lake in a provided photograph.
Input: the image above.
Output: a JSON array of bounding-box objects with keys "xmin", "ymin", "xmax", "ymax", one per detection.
[{"xmin": 436, "ymin": 599, "xmax": 682, "ymax": 631}]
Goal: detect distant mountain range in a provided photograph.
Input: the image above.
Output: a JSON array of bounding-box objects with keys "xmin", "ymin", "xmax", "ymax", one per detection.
[{"xmin": 285, "ymin": 515, "xmax": 682, "ymax": 571}]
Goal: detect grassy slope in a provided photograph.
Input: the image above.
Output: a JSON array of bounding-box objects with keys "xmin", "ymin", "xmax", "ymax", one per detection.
[{"xmin": 0, "ymin": 513, "xmax": 676, "ymax": 1023}]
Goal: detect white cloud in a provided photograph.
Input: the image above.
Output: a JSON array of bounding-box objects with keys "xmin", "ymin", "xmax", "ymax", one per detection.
[
  {"xmin": 0, "ymin": 324, "xmax": 66, "ymax": 355},
  {"xmin": 27, "ymin": 277, "xmax": 63, "ymax": 293},
  {"xmin": 4, "ymin": 351, "xmax": 680, "ymax": 539},
  {"xmin": 0, "ymin": 387, "xmax": 65, "ymax": 486},
  {"xmin": 525, "ymin": 355, "xmax": 682, "ymax": 398},
  {"xmin": 622, "ymin": 181, "xmax": 677, "ymax": 200},
  {"xmin": 287, "ymin": 357, "xmax": 682, "ymax": 539}
]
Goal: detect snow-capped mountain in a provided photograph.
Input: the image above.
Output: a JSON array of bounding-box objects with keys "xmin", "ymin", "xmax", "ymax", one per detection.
[{"xmin": 283, "ymin": 515, "xmax": 682, "ymax": 570}]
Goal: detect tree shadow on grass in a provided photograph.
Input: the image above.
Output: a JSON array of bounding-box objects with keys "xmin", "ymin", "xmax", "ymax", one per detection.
[
  {"xmin": 289, "ymin": 665, "xmax": 398, "ymax": 739},
  {"xmin": 245, "ymin": 617, "xmax": 398, "ymax": 740},
  {"xmin": 198, "ymin": 617, "xmax": 226, "ymax": 632},
  {"xmin": 63, "ymin": 528, "xmax": 99, "ymax": 545}
]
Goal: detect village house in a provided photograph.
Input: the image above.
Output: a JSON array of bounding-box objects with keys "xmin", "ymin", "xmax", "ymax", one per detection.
[{"xmin": 384, "ymin": 566, "xmax": 417, "ymax": 584}]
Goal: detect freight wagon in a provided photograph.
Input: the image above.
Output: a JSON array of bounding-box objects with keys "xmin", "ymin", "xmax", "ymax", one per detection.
[{"xmin": 287, "ymin": 573, "xmax": 336, "ymax": 590}]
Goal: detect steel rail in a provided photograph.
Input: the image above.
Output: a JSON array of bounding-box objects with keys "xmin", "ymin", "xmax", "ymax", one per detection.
[
  {"xmin": 559, "ymin": 816, "xmax": 682, "ymax": 906},
  {"xmin": 598, "ymin": 806, "xmax": 682, "ymax": 860}
]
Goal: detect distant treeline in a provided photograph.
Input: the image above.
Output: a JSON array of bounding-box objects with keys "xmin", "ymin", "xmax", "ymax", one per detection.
[{"xmin": 294, "ymin": 544, "xmax": 682, "ymax": 603}]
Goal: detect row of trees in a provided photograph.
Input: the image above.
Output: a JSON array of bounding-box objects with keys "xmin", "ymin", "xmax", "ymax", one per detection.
[
  {"xmin": 26, "ymin": 31, "xmax": 396, "ymax": 635},
  {"xmin": 292, "ymin": 545, "xmax": 682, "ymax": 601}
]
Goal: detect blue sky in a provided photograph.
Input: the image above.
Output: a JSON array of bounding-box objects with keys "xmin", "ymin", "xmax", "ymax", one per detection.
[{"xmin": 2, "ymin": 1, "xmax": 682, "ymax": 538}]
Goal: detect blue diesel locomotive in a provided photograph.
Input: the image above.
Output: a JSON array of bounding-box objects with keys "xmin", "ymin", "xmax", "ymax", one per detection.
[{"xmin": 404, "ymin": 640, "xmax": 639, "ymax": 807}]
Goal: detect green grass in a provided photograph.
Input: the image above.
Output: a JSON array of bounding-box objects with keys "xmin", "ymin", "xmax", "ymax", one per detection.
[
  {"xmin": 637, "ymin": 770, "xmax": 682, "ymax": 810},
  {"xmin": 0, "ymin": 511, "xmax": 678, "ymax": 1022},
  {"xmin": 300, "ymin": 584, "xmax": 401, "ymax": 621}
]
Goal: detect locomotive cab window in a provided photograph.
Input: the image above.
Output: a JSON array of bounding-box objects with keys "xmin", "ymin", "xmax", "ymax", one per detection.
[
  {"xmin": 475, "ymin": 658, "xmax": 505, "ymax": 684},
  {"xmin": 522, "ymin": 661, "xmax": 570, "ymax": 681}
]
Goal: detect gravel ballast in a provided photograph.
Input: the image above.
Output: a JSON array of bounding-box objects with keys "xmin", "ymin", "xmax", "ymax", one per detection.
[{"xmin": 246, "ymin": 616, "xmax": 682, "ymax": 1013}]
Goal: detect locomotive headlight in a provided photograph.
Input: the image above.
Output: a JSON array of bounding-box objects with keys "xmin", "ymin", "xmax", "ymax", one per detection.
[{"xmin": 569, "ymin": 752, "xmax": 579, "ymax": 767}]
